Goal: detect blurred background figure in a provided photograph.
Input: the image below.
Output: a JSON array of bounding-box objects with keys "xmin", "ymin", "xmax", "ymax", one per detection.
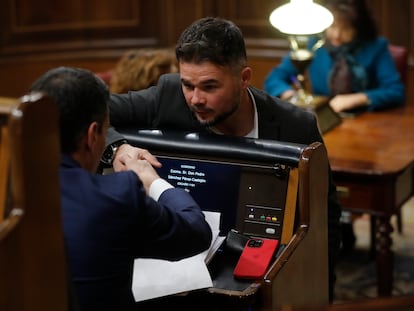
[
  {"xmin": 264, "ymin": 0, "xmax": 405, "ymax": 114},
  {"xmin": 265, "ymin": 0, "xmax": 406, "ymax": 256},
  {"xmin": 109, "ymin": 48, "xmax": 178, "ymax": 93}
]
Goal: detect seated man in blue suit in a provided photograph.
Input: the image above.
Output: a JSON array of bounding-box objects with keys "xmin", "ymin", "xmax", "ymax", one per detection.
[{"xmin": 29, "ymin": 67, "xmax": 212, "ymax": 311}]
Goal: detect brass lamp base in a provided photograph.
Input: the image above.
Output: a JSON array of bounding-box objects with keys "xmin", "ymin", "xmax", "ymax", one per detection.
[{"xmin": 293, "ymin": 96, "xmax": 342, "ymax": 134}]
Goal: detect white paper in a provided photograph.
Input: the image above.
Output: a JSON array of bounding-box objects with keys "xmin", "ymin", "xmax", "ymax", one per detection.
[{"xmin": 132, "ymin": 211, "xmax": 221, "ymax": 302}]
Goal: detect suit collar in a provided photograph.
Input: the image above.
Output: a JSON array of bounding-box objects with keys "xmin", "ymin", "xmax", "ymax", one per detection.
[
  {"xmin": 248, "ymin": 87, "xmax": 281, "ymax": 140},
  {"xmin": 61, "ymin": 153, "xmax": 82, "ymax": 169}
]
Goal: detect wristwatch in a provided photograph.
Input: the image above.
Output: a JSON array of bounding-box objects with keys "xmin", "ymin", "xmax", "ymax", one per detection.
[{"xmin": 101, "ymin": 139, "xmax": 128, "ymax": 166}]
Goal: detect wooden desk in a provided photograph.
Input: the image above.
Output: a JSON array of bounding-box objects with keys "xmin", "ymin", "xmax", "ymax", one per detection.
[{"xmin": 323, "ymin": 105, "xmax": 414, "ymax": 297}]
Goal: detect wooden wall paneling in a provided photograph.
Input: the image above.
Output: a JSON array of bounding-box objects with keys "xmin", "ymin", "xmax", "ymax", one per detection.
[
  {"xmin": 410, "ymin": 0, "xmax": 414, "ymax": 55},
  {"xmin": 0, "ymin": 57, "xmax": 122, "ymax": 98},
  {"xmin": 213, "ymin": 0, "xmax": 289, "ymax": 90},
  {"xmin": 248, "ymin": 57, "xmax": 281, "ymax": 90},
  {"xmin": 157, "ymin": 0, "xmax": 216, "ymax": 47},
  {"xmin": 1, "ymin": 0, "xmax": 163, "ymax": 55},
  {"xmin": 0, "ymin": 0, "xmax": 164, "ymax": 97},
  {"xmin": 384, "ymin": 0, "xmax": 411, "ymax": 48},
  {"xmin": 366, "ymin": 0, "xmax": 411, "ymax": 48},
  {"xmin": 214, "ymin": 0, "xmax": 284, "ymax": 38}
]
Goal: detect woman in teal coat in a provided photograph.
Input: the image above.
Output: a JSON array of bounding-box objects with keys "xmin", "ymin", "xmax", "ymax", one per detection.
[{"xmin": 264, "ymin": 0, "xmax": 405, "ymax": 113}]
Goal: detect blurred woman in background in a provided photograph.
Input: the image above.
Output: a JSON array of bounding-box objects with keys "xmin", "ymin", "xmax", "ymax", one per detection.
[
  {"xmin": 110, "ymin": 48, "xmax": 178, "ymax": 93},
  {"xmin": 264, "ymin": 0, "xmax": 405, "ymax": 114}
]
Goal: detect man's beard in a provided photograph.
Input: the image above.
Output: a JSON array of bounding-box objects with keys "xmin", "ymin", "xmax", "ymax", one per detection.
[
  {"xmin": 197, "ymin": 100, "xmax": 239, "ymax": 129},
  {"xmin": 194, "ymin": 89, "xmax": 241, "ymax": 129}
]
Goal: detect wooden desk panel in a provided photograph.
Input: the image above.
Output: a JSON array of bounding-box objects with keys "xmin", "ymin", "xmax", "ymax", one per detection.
[{"xmin": 323, "ymin": 105, "xmax": 414, "ymax": 297}]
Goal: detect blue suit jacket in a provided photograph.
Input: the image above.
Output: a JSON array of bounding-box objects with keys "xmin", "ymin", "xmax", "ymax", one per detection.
[
  {"xmin": 108, "ymin": 73, "xmax": 342, "ymax": 299},
  {"xmin": 264, "ymin": 37, "xmax": 405, "ymax": 111},
  {"xmin": 60, "ymin": 154, "xmax": 212, "ymax": 311}
]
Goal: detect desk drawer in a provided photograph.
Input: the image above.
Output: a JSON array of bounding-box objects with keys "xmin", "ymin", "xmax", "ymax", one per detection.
[
  {"xmin": 336, "ymin": 183, "xmax": 375, "ymax": 211},
  {"xmin": 335, "ymin": 181, "xmax": 394, "ymax": 215},
  {"xmin": 334, "ymin": 163, "xmax": 413, "ymax": 215}
]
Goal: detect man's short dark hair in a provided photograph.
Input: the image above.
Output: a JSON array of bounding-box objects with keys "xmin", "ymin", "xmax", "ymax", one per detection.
[
  {"xmin": 30, "ymin": 67, "xmax": 109, "ymax": 153},
  {"xmin": 175, "ymin": 17, "xmax": 247, "ymax": 70}
]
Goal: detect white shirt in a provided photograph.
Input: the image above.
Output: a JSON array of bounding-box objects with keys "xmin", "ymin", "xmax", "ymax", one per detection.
[{"xmin": 149, "ymin": 178, "xmax": 174, "ymax": 201}]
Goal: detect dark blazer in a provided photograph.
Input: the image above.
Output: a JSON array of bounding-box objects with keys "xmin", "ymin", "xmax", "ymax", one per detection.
[
  {"xmin": 61, "ymin": 154, "xmax": 212, "ymax": 311},
  {"xmin": 109, "ymin": 73, "xmax": 319, "ymax": 143},
  {"xmin": 108, "ymin": 73, "xmax": 342, "ymax": 300}
]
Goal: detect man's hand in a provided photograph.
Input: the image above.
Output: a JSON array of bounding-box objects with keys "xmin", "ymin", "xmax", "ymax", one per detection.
[
  {"xmin": 120, "ymin": 155, "xmax": 160, "ymax": 193},
  {"xmin": 113, "ymin": 143, "xmax": 161, "ymax": 172}
]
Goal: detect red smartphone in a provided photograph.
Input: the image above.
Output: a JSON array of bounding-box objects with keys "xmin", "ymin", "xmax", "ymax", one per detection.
[{"xmin": 233, "ymin": 238, "xmax": 279, "ymax": 279}]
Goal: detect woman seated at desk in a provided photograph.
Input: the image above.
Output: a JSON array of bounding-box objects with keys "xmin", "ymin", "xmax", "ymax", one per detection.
[{"xmin": 264, "ymin": 0, "xmax": 405, "ymax": 114}]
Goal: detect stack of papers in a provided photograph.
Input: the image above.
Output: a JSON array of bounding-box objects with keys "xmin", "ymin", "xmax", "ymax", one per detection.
[{"xmin": 132, "ymin": 211, "xmax": 224, "ymax": 302}]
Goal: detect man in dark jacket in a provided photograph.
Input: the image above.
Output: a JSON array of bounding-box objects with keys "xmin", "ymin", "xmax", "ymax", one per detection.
[{"xmin": 106, "ymin": 17, "xmax": 342, "ymax": 302}]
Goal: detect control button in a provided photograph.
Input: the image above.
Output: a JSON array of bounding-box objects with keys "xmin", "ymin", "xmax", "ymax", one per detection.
[
  {"xmin": 272, "ymin": 217, "xmax": 278, "ymax": 222},
  {"xmin": 260, "ymin": 215, "xmax": 266, "ymax": 221},
  {"xmin": 266, "ymin": 216, "xmax": 271, "ymax": 221},
  {"xmin": 265, "ymin": 228, "xmax": 276, "ymax": 234},
  {"xmin": 248, "ymin": 214, "xmax": 254, "ymax": 219}
]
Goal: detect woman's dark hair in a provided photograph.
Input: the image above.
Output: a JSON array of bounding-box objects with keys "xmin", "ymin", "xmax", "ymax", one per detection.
[
  {"xmin": 175, "ymin": 17, "xmax": 247, "ymax": 70},
  {"xmin": 30, "ymin": 67, "xmax": 109, "ymax": 153},
  {"xmin": 325, "ymin": 0, "xmax": 378, "ymax": 41}
]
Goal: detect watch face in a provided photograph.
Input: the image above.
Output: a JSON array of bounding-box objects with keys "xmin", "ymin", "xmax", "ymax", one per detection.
[
  {"xmin": 101, "ymin": 140, "xmax": 127, "ymax": 165},
  {"xmin": 101, "ymin": 145, "xmax": 115, "ymax": 165}
]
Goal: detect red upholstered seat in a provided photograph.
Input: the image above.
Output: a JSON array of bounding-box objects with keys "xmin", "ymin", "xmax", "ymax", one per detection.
[
  {"xmin": 388, "ymin": 44, "xmax": 409, "ymax": 234},
  {"xmin": 389, "ymin": 44, "xmax": 409, "ymax": 85}
]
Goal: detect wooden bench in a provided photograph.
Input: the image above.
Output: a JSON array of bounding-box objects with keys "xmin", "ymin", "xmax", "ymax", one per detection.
[{"xmin": 0, "ymin": 94, "xmax": 71, "ymax": 311}]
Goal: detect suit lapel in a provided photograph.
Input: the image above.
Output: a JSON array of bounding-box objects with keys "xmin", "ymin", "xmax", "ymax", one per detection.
[{"xmin": 251, "ymin": 88, "xmax": 281, "ymax": 140}]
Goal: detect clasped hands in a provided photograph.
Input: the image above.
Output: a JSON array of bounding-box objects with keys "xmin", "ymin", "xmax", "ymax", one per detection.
[{"xmin": 113, "ymin": 143, "xmax": 162, "ymax": 193}]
